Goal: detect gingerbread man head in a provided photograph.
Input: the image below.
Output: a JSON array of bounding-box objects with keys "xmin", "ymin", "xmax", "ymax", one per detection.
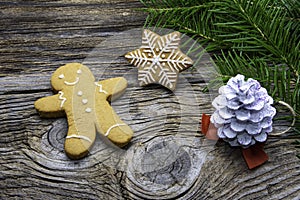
[{"xmin": 51, "ymin": 63, "xmax": 95, "ymax": 92}]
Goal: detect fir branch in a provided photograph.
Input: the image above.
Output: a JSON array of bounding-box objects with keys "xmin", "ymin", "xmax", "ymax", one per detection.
[
  {"xmin": 141, "ymin": 0, "xmax": 299, "ymax": 105},
  {"xmin": 141, "ymin": 0, "xmax": 300, "ymax": 150}
]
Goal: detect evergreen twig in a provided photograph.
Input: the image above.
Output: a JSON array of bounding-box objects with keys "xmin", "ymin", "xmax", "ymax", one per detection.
[{"xmin": 140, "ymin": 0, "xmax": 300, "ymax": 152}]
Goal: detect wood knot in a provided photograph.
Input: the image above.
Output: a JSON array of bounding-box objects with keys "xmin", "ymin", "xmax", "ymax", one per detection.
[
  {"xmin": 39, "ymin": 118, "xmax": 67, "ymax": 160},
  {"xmin": 137, "ymin": 140, "xmax": 191, "ymax": 185},
  {"xmin": 47, "ymin": 118, "xmax": 67, "ymax": 151},
  {"xmin": 125, "ymin": 136, "xmax": 207, "ymax": 199}
]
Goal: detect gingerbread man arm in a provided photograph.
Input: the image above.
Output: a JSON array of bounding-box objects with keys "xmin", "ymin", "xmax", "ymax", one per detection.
[
  {"xmin": 96, "ymin": 77, "xmax": 127, "ymax": 101},
  {"xmin": 34, "ymin": 94, "xmax": 65, "ymax": 118}
]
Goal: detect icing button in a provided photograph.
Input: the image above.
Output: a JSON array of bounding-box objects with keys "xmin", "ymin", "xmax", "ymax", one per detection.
[
  {"xmin": 85, "ymin": 108, "xmax": 92, "ymax": 113},
  {"xmin": 77, "ymin": 91, "xmax": 83, "ymax": 96},
  {"xmin": 82, "ymin": 99, "xmax": 88, "ymax": 104}
]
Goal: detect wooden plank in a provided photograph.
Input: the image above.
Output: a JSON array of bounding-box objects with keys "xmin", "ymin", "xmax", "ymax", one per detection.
[{"xmin": 0, "ymin": 1, "xmax": 299, "ymax": 199}]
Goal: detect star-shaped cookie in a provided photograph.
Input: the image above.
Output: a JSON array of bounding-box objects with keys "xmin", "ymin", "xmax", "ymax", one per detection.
[{"xmin": 125, "ymin": 29, "xmax": 193, "ymax": 91}]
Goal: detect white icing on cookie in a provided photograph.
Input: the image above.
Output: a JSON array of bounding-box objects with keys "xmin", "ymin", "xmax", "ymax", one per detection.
[
  {"xmin": 95, "ymin": 82, "xmax": 108, "ymax": 94},
  {"xmin": 104, "ymin": 123, "xmax": 127, "ymax": 137},
  {"xmin": 85, "ymin": 108, "xmax": 92, "ymax": 113},
  {"xmin": 58, "ymin": 91, "xmax": 67, "ymax": 108},
  {"xmin": 77, "ymin": 91, "xmax": 83, "ymax": 96},
  {"xmin": 82, "ymin": 99, "xmax": 88, "ymax": 104},
  {"xmin": 58, "ymin": 74, "xmax": 65, "ymax": 79},
  {"xmin": 64, "ymin": 77, "xmax": 79, "ymax": 86},
  {"xmin": 66, "ymin": 134, "xmax": 92, "ymax": 143},
  {"xmin": 77, "ymin": 69, "xmax": 82, "ymax": 74}
]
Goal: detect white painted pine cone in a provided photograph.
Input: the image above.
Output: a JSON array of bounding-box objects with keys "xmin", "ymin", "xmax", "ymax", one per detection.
[{"xmin": 210, "ymin": 74, "xmax": 276, "ymax": 148}]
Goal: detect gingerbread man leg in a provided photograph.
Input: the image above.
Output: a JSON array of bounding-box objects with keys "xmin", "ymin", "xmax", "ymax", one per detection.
[
  {"xmin": 94, "ymin": 77, "xmax": 133, "ymax": 147},
  {"xmin": 35, "ymin": 86, "xmax": 97, "ymax": 159},
  {"xmin": 64, "ymin": 114, "xmax": 96, "ymax": 159}
]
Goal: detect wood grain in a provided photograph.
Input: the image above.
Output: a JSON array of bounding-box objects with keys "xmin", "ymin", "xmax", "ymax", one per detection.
[{"xmin": 0, "ymin": 1, "xmax": 299, "ymax": 199}]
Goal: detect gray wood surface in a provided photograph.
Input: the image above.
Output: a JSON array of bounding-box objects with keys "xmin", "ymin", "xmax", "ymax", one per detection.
[{"xmin": 1, "ymin": 1, "xmax": 299, "ymax": 199}]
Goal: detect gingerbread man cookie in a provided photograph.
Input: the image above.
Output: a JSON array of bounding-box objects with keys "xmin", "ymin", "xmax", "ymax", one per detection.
[{"xmin": 35, "ymin": 63, "xmax": 133, "ymax": 159}]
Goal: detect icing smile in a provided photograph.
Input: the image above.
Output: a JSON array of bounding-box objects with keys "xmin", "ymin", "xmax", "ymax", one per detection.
[{"xmin": 64, "ymin": 77, "xmax": 79, "ymax": 86}]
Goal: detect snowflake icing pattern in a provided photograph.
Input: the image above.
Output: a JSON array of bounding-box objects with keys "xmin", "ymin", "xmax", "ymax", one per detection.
[{"xmin": 125, "ymin": 29, "xmax": 193, "ymax": 91}]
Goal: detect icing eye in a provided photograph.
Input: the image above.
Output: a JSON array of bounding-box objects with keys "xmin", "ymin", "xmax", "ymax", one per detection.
[
  {"xmin": 58, "ymin": 74, "xmax": 64, "ymax": 79},
  {"xmin": 77, "ymin": 69, "xmax": 82, "ymax": 74}
]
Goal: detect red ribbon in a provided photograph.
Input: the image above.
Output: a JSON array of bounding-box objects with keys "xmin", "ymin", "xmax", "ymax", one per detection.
[{"xmin": 201, "ymin": 114, "xmax": 268, "ymax": 169}]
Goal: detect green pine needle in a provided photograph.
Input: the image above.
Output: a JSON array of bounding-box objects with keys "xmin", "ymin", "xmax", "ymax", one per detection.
[{"xmin": 140, "ymin": 0, "xmax": 300, "ymax": 155}]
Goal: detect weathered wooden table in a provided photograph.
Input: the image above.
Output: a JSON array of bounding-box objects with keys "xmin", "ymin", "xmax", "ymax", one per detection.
[{"xmin": 1, "ymin": 1, "xmax": 299, "ymax": 199}]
